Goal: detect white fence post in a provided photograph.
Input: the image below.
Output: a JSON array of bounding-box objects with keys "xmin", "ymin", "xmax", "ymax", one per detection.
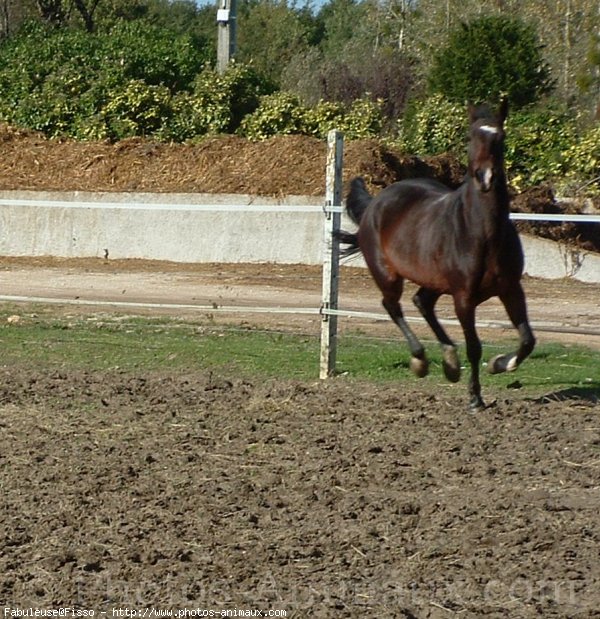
[{"xmin": 320, "ymin": 130, "xmax": 344, "ymax": 379}]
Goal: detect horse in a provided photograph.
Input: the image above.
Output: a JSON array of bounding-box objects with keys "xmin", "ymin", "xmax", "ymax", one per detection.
[{"xmin": 337, "ymin": 99, "xmax": 535, "ymax": 410}]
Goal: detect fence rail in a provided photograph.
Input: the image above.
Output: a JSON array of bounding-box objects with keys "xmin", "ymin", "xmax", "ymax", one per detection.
[
  {"xmin": 1, "ymin": 198, "xmax": 599, "ymax": 223},
  {"xmin": 509, "ymin": 212, "xmax": 600, "ymax": 223},
  {"xmin": 0, "ymin": 293, "xmax": 597, "ymax": 339},
  {"xmin": 0, "ymin": 198, "xmax": 328, "ymax": 213}
]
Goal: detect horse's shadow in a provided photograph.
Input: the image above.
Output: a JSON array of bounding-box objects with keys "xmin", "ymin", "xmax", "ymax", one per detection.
[{"xmin": 529, "ymin": 385, "xmax": 600, "ymax": 405}]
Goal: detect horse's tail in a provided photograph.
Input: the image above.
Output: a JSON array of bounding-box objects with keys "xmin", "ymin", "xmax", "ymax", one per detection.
[
  {"xmin": 346, "ymin": 177, "xmax": 372, "ymax": 225},
  {"xmin": 334, "ymin": 177, "xmax": 372, "ymax": 258},
  {"xmin": 335, "ymin": 229, "xmax": 361, "ymax": 258}
]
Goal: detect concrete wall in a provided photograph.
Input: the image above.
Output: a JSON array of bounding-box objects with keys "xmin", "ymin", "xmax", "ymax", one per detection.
[
  {"xmin": 521, "ymin": 234, "xmax": 600, "ymax": 283},
  {"xmin": 1, "ymin": 190, "xmax": 599, "ymax": 283},
  {"xmin": 0, "ymin": 191, "xmax": 328, "ymax": 264}
]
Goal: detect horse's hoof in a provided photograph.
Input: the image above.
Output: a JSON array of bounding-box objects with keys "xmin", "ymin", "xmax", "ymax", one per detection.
[
  {"xmin": 442, "ymin": 345, "xmax": 461, "ymax": 383},
  {"xmin": 488, "ymin": 353, "xmax": 518, "ymax": 374},
  {"xmin": 410, "ymin": 355, "xmax": 429, "ymax": 378},
  {"xmin": 469, "ymin": 396, "xmax": 486, "ymax": 412}
]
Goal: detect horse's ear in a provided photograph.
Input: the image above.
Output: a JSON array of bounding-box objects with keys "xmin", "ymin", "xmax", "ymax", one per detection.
[{"xmin": 498, "ymin": 97, "xmax": 509, "ymax": 125}]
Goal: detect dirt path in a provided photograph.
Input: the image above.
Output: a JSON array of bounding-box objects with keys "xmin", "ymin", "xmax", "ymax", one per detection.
[{"xmin": 1, "ymin": 257, "xmax": 599, "ymax": 347}]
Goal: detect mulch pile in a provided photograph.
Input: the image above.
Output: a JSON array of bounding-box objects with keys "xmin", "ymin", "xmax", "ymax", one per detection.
[
  {"xmin": 512, "ymin": 185, "xmax": 600, "ymax": 253},
  {"xmin": 0, "ymin": 123, "xmax": 597, "ymax": 251},
  {"xmin": 0, "ymin": 124, "xmax": 464, "ymax": 196}
]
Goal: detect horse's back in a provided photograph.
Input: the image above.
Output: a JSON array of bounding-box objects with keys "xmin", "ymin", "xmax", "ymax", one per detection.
[
  {"xmin": 378, "ymin": 177, "xmax": 451, "ymax": 205},
  {"xmin": 364, "ymin": 177, "xmax": 456, "ymax": 233}
]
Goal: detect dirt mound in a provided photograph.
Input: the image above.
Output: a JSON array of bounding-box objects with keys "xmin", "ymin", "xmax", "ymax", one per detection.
[
  {"xmin": 1, "ymin": 366, "xmax": 599, "ymax": 615},
  {"xmin": 512, "ymin": 185, "xmax": 600, "ymax": 253},
  {"xmin": 0, "ymin": 129, "xmax": 325, "ymax": 196},
  {"xmin": 0, "ymin": 124, "xmax": 464, "ymax": 196}
]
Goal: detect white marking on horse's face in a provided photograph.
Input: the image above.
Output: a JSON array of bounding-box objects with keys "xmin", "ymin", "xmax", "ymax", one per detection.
[
  {"xmin": 483, "ymin": 167, "xmax": 493, "ymax": 188},
  {"xmin": 480, "ymin": 124, "xmax": 499, "ymax": 135}
]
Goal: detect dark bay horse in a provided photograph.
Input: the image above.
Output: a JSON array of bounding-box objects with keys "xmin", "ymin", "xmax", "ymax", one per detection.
[{"xmin": 338, "ymin": 100, "xmax": 535, "ymax": 410}]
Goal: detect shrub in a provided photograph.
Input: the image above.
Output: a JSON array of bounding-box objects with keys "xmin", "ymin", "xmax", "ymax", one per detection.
[
  {"xmin": 96, "ymin": 80, "xmax": 173, "ymax": 140},
  {"xmin": 559, "ymin": 124, "xmax": 600, "ymax": 195},
  {"xmin": 240, "ymin": 93, "xmax": 384, "ymax": 141},
  {"xmin": 193, "ymin": 64, "xmax": 274, "ymax": 133},
  {"xmin": 0, "ymin": 23, "xmax": 100, "ymax": 135},
  {"xmin": 397, "ymin": 94, "xmax": 466, "ymax": 156},
  {"xmin": 101, "ymin": 20, "xmax": 208, "ymax": 92},
  {"xmin": 0, "ymin": 20, "xmax": 210, "ymax": 139},
  {"xmin": 158, "ymin": 64, "xmax": 274, "ymax": 142},
  {"xmin": 338, "ymin": 97, "xmax": 385, "ymax": 139},
  {"xmin": 304, "ymin": 100, "xmax": 346, "ymax": 137},
  {"xmin": 504, "ymin": 107, "xmax": 577, "ymax": 191},
  {"xmin": 428, "ymin": 16, "xmax": 552, "ymax": 109},
  {"xmin": 238, "ymin": 92, "xmax": 311, "ymax": 140}
]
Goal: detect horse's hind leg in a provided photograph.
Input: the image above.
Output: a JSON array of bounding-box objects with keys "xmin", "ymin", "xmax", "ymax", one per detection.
[
  {"xmin": 488, "ymin": 283, "xmax": 536, "ymax": 374},
  {"xmin": 413, "ymin": 287, "xmax": 460, "ymax": 383},
  {"xmin": 380, "ymin": 279, "xmax": 429, "ymax": 378}
]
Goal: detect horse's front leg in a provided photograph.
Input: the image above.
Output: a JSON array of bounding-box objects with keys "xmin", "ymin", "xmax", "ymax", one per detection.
[
  {"xmin": 453, "ymin": 295, "xmax": 484, "ymax": 410},
  {"xmin": 488, "ymin": 284, "xmax": 536, "ymax": 374}
]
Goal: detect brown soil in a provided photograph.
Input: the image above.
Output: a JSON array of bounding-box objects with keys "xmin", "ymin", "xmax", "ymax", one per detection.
[
  {"xmin": 1, "ymin": 262, "xmax": 600, "ymax": 615},
  {"xmin": 1, "ymin": 366, "xmax": 599, "ymax": 616}
]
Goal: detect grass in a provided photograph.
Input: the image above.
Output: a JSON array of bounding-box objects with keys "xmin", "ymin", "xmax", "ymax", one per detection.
[{"xmin": 1, "ymin": 306, "xmax": 600, "ymax": 399}]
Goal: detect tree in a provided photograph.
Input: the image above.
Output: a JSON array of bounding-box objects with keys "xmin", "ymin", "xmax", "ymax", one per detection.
[
  {"xmin": 405, "ymin": 0, "xmax": 600, "ymax": 110},
  {"xmin": 318, "ymin": 0, "xmax": 367, "ymax": 57},
  {"xmin": 511, "ymin": 0, "xmax": 598, "ymax": 107},
  {"xmin": 577, "ymin": 33, "xmax": 600, "ymax": 118},
  {"xmin": 72, "ymin": 0, "xmax": 101, "ymax": 31},
  {"xmin": 236, "ymin": 0, "xmax": 315, "ymax": 85},
  {"xmin": 34, "ymin": 0, "xmax": 69, "ymax": 26},
  {"xmin": 428, "ymin": 15, "xmax": 552, "ymax": 109},
  {"xmin": 0, "ymin": 0, "xmax": 28, "ymax": 38}
]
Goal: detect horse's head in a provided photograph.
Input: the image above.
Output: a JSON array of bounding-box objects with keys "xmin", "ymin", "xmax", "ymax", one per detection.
[{"xmin": 467, "ymin": 98, "xmax": 508, "ymax": 193}]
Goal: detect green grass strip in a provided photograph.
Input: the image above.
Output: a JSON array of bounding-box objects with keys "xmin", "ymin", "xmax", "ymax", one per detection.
[{"xmin": 1, "ymin": 309, "xmax": 599, "ymax": 399}]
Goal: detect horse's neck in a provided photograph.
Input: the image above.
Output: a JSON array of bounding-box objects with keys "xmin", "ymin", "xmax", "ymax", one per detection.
[{"xmin": 463, "ymin": 179, "xmax": 510, "ymax": 237}]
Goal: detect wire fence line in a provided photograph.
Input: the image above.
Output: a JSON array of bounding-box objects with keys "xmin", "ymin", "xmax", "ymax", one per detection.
[
  {"xmin": 0, "ymin": 291, "xmax": 597, "ymax": 337},
  {"xmin": 1, "ymin": 197, "xmax": 599, "ymax": 223}
]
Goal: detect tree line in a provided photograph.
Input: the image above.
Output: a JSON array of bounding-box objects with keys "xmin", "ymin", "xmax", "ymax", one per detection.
[{"xmin": 0, "ymin": 0, "xmax": 598, "ymax": 195}]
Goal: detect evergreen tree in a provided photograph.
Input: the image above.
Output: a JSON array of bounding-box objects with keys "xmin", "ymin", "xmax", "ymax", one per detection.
[{"xmin": 428, "ymin": 15, "xmax": 553, "ymax": 108}]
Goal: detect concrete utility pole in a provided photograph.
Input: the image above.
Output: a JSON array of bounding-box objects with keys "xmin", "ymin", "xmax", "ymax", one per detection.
[{"xmin": 217, "ymin": 0, "xmax": 237, "ymax": 74}]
